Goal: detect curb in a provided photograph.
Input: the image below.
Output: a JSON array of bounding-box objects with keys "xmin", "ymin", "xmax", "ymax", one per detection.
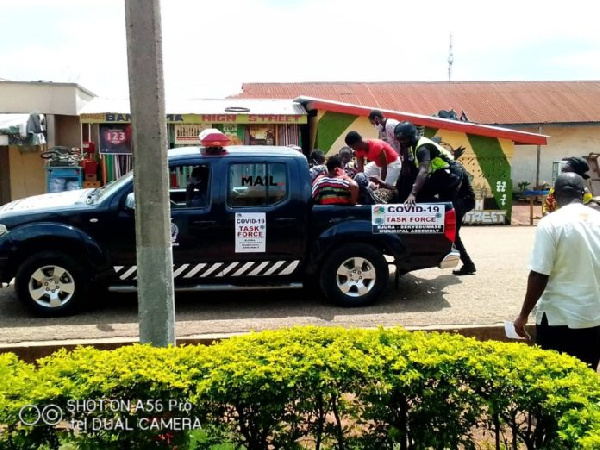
[{"xmin": 0, "ymin": 324, "xmax": 537, "ymax": 363}]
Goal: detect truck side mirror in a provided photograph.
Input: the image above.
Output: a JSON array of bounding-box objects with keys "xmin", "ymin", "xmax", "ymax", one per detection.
[{"xmin": 125, "ymin": 192, "xmax": 136, "ymax": 210}]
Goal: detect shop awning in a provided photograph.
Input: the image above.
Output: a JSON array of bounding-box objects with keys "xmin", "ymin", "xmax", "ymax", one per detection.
[
  {"xmin": 80, "ymin": 98, "xmax": 308, "ymax": 125},
  {"xmin": 296, "ymin": 96, "xmax": 548, "ymax": 146}
]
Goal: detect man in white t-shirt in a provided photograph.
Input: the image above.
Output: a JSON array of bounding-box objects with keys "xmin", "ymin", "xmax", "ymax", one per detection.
[
  {"xmin": 514, "ymin": 173, "xmax": 600, "ymax": 370},
  {"xmin": 368, "ymin": 110, "xmax": 401, "ymax": 155},
  {"xmin": 369, "ymin": 111, "xmax": 417, "ymax": 201}
]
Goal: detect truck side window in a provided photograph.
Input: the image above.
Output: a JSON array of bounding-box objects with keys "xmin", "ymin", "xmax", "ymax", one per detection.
[
  {"xmin": 228, "ymin": 163, "xmax": 287, "ymax": 208},
  {"xmin": 169, "ymin": 164, "xmax": 210, "ymax": 208}
]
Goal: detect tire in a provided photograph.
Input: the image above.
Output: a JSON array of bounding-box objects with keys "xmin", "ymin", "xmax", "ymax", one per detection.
[
  {"xmin": 319, "ymin": 243, "xmax": 389, "ymax": 307},
  {"xmin": 15, "ymin": 251, "xmax": 89, "ymax": 317}
]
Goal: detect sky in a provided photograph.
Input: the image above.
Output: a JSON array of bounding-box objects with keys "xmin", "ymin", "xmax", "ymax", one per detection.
[{"xmin": 1, "ymin": 0, "xmax": 599, "ymax": 99}]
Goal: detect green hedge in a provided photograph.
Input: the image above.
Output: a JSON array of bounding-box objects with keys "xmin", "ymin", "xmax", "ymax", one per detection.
[{"xmin": 1, "ymin": 327, "xmax": 599, "ymax": 449}]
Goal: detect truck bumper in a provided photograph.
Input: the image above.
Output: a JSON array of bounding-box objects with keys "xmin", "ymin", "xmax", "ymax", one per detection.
[{"xmin": 438, "ymin": 250, "xmax": 460, "ymax": 269}]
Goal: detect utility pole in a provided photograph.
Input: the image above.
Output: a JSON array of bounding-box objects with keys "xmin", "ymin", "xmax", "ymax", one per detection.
[
  {"xmin": 448, "ymin": 33, "xmax": 454, "ymax": 82},
  {"xmin": 124, "ymin": 0, "xmax": 175, "ymax": 346}
]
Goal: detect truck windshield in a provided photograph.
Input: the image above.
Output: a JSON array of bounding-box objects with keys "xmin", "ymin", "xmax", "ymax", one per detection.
[{"xmin": 92, "ymin": 172, "xmax": 134, "ymax": 204}]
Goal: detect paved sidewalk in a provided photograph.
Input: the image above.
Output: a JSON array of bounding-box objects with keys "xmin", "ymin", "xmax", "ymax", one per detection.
[{"xmin": 0, "ymin": 227, "xmax": 537, "ymax": 345}]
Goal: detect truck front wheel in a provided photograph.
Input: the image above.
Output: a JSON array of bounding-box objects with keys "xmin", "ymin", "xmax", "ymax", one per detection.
[
  {"xmin": 319, "ymin": 244, "xmax": 389, "ymax": 307},
  {"xmin": 15, "ymin": 251, "xmax": 88, "ymax": 317}
]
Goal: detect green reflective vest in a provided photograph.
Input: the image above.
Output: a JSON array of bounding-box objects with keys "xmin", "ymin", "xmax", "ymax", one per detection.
[{"xmin": 412, "ymin": 137, "xmax": 454, "ymax": 174}]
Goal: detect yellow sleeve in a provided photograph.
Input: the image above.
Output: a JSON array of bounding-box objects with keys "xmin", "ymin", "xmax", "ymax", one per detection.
[
  {"xmin": 542, "ymin": 188, "xmax": 555, "ymax": 215},
  {"xmin": 583, "ymin": 191, "xmax": 594, "ymax": 204}
]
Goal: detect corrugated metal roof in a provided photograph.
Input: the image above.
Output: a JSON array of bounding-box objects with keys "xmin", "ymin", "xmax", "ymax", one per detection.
[
  {"xmin": 80, "ymin": 97, "xmax": 306, "ymax": 115},
  {"xmin": 231, "ymin": 81, "xmax": 600, "ymax": 125}
]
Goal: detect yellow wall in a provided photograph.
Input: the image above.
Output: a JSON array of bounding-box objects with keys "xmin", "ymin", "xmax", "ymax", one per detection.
[
  {"xmin": 431, "ymin": 130, "xmax": 516, "ymax": 197},
  {"xmin": 432, "ymin": 130, "xmax": 491, "ymax": 193},
  {"xmin": 8, "ymin": 145, "xmax": 46, "ymax": 200},
  {"xmin": 324, "ymin": 116, "xmax": 376, "ymax": 156}
]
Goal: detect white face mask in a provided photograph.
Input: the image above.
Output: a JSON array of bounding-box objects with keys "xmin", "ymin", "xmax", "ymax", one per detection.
[{"xmin": 374, "ymin": 124, "xmax": 384, "ymax": 132}]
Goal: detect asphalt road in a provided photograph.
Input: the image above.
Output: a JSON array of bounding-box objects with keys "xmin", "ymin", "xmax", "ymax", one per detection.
[{"xmin": 0, "ymin": 226, "xmax": 536, "ymax": 344}]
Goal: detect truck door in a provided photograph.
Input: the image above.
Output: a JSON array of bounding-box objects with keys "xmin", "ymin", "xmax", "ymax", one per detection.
[
  {"xmin": 221, "ymin": 160, "xmax": 306, "ymax": 278},
  {"xmin": 167, "ymin": 162, "xmax": 228, "ymax": 272},
  {"xmin": 100, "ymin": 162, "xmax": 227, "ymax": 285}
]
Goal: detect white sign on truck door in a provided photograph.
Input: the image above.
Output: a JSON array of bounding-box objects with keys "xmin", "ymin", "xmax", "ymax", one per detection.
[{"xmin": 235, "ymin": 212, "xmax": 266, "ymax": 252}]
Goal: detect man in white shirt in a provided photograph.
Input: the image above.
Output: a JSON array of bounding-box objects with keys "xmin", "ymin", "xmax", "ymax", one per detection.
[
  {"xmin": 368, "ymin": 110, "xmax": 401, "ymax": 155},
  {"xmin": 514, "ymin": 173, "xmax": 600, "ymax": 370}
]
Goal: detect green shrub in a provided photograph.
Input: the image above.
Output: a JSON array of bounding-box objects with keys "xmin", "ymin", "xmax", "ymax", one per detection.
[{"xmin": 0, "ymin": 326, "xmax": 598, "ymax": 449}]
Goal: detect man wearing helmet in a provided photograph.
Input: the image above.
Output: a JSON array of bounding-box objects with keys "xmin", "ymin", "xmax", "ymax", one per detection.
[{"xmin": 394, "ymin": 121, "xmax": 476, "ymax": 275}]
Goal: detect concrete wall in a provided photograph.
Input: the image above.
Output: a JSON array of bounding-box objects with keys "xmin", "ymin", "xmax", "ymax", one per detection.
[
  {"xmin": 510, "ymin": 124, "xmax": 600, "ymax": 189},
  {"xmin": 0, "ymin": 82, "xmax": 94, "ymax": 115},
  {"xmin": 8, "ymin": 145, "xmax": 45, "ymax": 200},
  {"xmin": 0, "ymin": 146, "xmax": 10, "ymax": 205}
]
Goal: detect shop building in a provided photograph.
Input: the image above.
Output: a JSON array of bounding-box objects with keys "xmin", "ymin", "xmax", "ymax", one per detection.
[
  {"xmin": 79, "ymin": 98, "xmax": 307, "ymax": 183},
  {"xmin": 0, "ymin": 81, "xmax": 94, "ymax": 204}
]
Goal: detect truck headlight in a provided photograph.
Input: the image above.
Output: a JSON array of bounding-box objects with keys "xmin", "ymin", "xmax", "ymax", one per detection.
[{"xmin": 0, "ymin": 224, "xmax": 7, "ymax": 237}]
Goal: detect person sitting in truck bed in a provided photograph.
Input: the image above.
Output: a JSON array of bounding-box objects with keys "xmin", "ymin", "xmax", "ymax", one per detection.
[
  {"xmin": 338, "ymin": 146, "xmax": 358, "ymax": 178},
  {"xmin": 309, "ymin": 149, "xmax": 328, "ymax": 181},
  {"xmin": 312, "ymin": 156, "xmax": 359, "ymax": 206}
]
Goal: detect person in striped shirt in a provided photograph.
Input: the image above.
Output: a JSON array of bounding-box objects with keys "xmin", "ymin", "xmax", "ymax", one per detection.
[{"xmin": 312, "ymin": 156, "xmax": 359, "ymax": 205}]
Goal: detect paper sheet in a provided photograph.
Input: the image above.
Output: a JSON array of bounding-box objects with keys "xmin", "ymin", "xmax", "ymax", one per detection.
[{"xmin": 505, "ymin": 321, "xmax": 527, "ymax": 340}]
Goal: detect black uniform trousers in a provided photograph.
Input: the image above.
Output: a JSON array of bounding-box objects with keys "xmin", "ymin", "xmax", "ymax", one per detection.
[
  {"xmin": 537, "ymin": 313, "xmax": 600, "ymax": 371},
  {"xmin": 417, "ymin": 164, "xmax": 475, "ymax": 268}
]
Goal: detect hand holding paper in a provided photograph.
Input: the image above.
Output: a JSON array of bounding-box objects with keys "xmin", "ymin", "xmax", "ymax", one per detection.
[{"xmin": 505, "ymin": 321, "xmax": 530, "ymax": 340}]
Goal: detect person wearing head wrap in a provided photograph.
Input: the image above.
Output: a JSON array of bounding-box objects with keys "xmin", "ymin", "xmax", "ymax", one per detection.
[
  {"xmin": 309, "ymin": 149, "xmax": 327, "ymax": 181},
  {"xmin": 542, "ymin": 157, "xmax": 593, "ymax": 215},
  {"xmin": 337, "ymin": 146, "xmax": 357, "ymax": 177}
]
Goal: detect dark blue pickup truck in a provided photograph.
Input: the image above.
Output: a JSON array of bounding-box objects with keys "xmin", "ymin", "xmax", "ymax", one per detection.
[{"xmin": 0, "ymin": 146, "xmax": 459, "ymax": 316}]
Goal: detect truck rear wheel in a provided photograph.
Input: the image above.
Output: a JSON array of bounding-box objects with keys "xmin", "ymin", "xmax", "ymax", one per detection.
[
  {"xmin": 319, "ymin": 244, "xmax": 389, "ymax": 307},
  {"xmin": 15, "ymin": 251, "xmax": 88, "ymax": 317}
]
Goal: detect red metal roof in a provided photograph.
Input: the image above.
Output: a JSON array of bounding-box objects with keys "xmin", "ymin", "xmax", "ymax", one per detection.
[
  {"xmin": 296, "ymin": 97, "xmax": 547, "ymax": 145},
  {"xmin": 231, "ymin": 81, "xmax": 600, "ymax": 125}
]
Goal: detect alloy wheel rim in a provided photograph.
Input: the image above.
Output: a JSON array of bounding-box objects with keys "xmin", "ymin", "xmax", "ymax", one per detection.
[
  {"xmin": 28, "ymin": 265, "xmax": 75, "ymax": 308},
  {"xmin": 335, "ymin": 256, "xmax": 376, "ymax": 298}
]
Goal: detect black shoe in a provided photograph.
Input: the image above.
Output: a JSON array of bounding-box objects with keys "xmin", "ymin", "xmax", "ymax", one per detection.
[{"xmin": 453, "ymin": 265, "xmax": 476, "ymax": 275}]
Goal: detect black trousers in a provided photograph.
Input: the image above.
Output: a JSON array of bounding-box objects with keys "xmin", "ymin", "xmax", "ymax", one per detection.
[
  {"xmin": 536, "ymin": 313, "xmax": 600, "ymax": 371},
  {"xmin": 416, "ymin": 167, "xmax": 474, "ymax": 267},
  {"xmin": 454, "ymin": 197, "xmax": 474, "ymax": 267}
]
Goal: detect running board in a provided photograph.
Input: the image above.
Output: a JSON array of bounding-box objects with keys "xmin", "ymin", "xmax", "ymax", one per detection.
[{"xmin": 108, "ymin": 283, "xmax": 304, "ymax": 294}]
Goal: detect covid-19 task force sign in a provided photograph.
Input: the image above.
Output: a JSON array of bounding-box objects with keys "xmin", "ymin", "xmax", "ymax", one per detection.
[{"xmin": 372, "ymin": 204, "xmax": 445, "ymax": 234}]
